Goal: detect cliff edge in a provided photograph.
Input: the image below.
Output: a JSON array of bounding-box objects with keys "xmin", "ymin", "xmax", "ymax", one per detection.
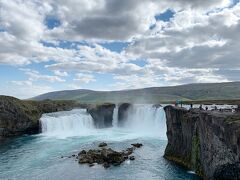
[
  {"xmin": 0, "ymin": 96, "xmax": 80, "ymax": 138},
  {"xmin": 164, "ymin": 105, "xmax": 240, "ymax": 179}
]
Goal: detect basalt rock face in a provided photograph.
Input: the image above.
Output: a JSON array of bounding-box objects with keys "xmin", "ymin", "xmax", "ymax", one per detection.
[
  {"xmin": 0, "ymin": 96, "xmax": 40, "ymax": 137},
  {"xmin": 87, "ymin": 103, "xmax": 115, "ymax": 128},
  {"xmin": 0, "ymin": 96, "xmax": 79, "ymax": 138},
  {"xmin": 118, "ymin": 103, "xmax": 132, "ymax": 126},
  {"xmin": 164, "ymin": 105, "xmax": 240, "ymax": 179}
]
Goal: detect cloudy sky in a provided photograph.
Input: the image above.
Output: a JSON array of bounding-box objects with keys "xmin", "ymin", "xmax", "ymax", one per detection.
[{"xmin": 0, "ymin": 0, "xmax": 240, "ymax": 98}]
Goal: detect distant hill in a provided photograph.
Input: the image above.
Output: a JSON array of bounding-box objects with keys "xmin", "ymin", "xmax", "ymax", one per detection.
[{"xmin": 32, "ymin": 82, "xmax": 240, "ymax": 103}]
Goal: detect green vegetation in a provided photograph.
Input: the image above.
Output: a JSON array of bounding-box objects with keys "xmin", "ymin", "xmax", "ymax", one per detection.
[
  {"xmin": 0, "ymin": 96, "xmax": 40, "ymax": 123},
  {"xmin": 32, "ymin": 82, "xmax": 240, "ymax": 104},
  {"xmin": 191, "ymin": 134, "xmax": 203, "ymax": 176}
]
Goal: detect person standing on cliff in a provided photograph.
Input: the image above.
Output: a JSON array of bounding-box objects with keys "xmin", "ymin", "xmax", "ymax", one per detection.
[{"xmin": 236, "ymin": 105, "xmax": 240, "ymax": 113}]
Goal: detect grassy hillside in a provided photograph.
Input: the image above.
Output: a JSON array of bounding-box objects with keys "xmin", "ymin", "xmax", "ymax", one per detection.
[{"xmin": 32, "ymin": 82, "xmax": 240, "ymax": 104}]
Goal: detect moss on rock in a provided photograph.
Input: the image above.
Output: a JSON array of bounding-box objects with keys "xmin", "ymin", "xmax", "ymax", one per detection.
[{"xmin": 191, "ymin": 134, "xmax": 204, "ymax": 176}]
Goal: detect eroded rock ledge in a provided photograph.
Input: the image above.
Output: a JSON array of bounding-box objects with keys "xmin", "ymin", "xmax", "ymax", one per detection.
[
  {"xmin": 164, "ymin": 105, "xmax": 240, "ymax": 179},
  {"xmin": 0, "ymin": 96, "xmax": 81, "ymax": 137},
  {"xmin": 87, "ymin": 103, "xmax": 116, "ymax": 128}
]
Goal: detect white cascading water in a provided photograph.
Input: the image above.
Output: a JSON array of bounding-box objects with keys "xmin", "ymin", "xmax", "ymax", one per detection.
[
  {"xmin": 40, "ymin": 109, "xmax": 94, "ymax": 138},
  {"xmin": 40, "ymin": 105, "xmax": 167, "ymax": 139},
  {"xmin": 120, "ymin": 104, "xmax": 167, "ymax": 138},
  {"xmin": 112, "ymin": 104, "xmax": 119, "ymax": 127}
]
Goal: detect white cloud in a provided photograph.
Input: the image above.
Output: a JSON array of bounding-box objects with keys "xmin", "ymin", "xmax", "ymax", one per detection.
[
  {"xmin": 20, "ymin": 68, "xmax": 65, "ymax": 82},
  {"xmin": 53, "ymin": 70, "xmax": 68, "ymax": 77},
  {"xmin": 0, "ymin": 0, "xmax": 239, "ymax": 95},
  {"xmin": 11, "ymin": 80, "xmax": 33, "ymax": 86},
  {"xmin": 126, "ymin": 3, "xmax": 240, "ymax": 69},
  {"xmin": 46, "ymin": 44, "xmax": 142, "ymax": 76},
  {"xmin": 0, "ymin": 0, "xmax": 77, "ymax": 65},
  {"xmin": 74, "ymin": 73, "xmax": 96, "ymax": 84},
  {"xmin": 0, "ymin": 82, "xmax": 54, "ymax": 99},
  {"xmin": 45, "ymin": 0, "xmax": 231, "ymax": 41}
]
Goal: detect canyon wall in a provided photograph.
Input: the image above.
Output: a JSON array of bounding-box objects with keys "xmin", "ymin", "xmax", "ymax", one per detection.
[{"xmin": 164, "ymin": 105, "xmax": 240, "ymax": 179}]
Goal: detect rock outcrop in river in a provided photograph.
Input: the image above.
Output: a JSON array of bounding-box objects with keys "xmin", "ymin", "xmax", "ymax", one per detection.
[
  {"xmin": 77, "ymin": 142, "xmax": 143, "ymax": 168},
  {"xmin": 87, "ymin": 103, "xmax": 115, "ymax": 128},
  {"xmin": 164, "ymin": 105, "xmax": 240, "ymax": 179},
  {"xmin": 118, "ymin": 103, "xmax": 132, "ymax": 126},
  {"xmin": 0, "ymin": 96, "xmax": 80, "ymax": 137}
]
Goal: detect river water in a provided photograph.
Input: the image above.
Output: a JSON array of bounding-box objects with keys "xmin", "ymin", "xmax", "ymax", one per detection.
[{"xmin": 0, "ymin": 105, "xmax": 200, "ymax": 180}]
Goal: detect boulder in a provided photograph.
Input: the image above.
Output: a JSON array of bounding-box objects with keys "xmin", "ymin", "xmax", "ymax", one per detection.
[
  {"xmin": 131, "ymin": 143, "xmax": 143, "ymax": 148},
  {"xmin": 99, "ymin": 142, "xmax": 107, "ymax": 147},
  {"xmin": 129, "ymin": 156, "xmax": 135, "ymax": 160}
]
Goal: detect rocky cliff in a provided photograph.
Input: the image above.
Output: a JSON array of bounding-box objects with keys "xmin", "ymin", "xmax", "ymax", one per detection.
[
  {"xmin": 118, "ymin": 103, "xmax": 132, "ymax": 127},
  {"xmin": 87, "ymin": 103, "xmax": 115, "ymax": 128},
  {"xmin": 164, "ymin": 105, "xmax": 240, "ymax": 179},
  {"xmin": 0, "ymin": 96, "xmax": 80, "ymax": 138}
]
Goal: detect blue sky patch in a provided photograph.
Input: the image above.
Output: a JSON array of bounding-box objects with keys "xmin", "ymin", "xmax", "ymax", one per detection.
[
  {"xmin": 45, "ymin": 16, "xmax": 61, "ymax": 29},
  {"xmin": 100, "ymin": 42, "xmax": 130, "ymax": 53},
  {"xmin": 41, "ymin": 40, "xmax": 88, "ymax": 50},
  {"xmin": 155, "ymin": 9, "xmax": 174, "ymax": 22},
  {"xmin": 130, "ymin": 59, "xmax": 148, "ymax": 67}
]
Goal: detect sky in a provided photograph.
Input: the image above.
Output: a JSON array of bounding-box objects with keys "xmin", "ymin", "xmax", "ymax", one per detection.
[{"xmin": 0, "ymin": 0, "xmax": 240, "ymax": 99}]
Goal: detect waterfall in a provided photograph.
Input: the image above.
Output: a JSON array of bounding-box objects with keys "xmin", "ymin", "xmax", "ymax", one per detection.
[
  {"xmin": 121, "ymin": 104, "xmax": 167, "ymax": 138},
  {"xmin": 40, "ymin": 109, "xmax": 94, "ymax": 138},
  {"xmin": 40, "ymin": 105, "xmax": 167, "ymax": 139},
  {"xmin": 112, "ymin": 105, "xmax": 118, "ymax": 127}
]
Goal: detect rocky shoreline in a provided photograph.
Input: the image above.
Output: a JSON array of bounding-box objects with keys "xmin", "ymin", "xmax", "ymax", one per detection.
[{"xmin": 164, "ymin": 105, "xmax": 240, "ymax": 179}]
